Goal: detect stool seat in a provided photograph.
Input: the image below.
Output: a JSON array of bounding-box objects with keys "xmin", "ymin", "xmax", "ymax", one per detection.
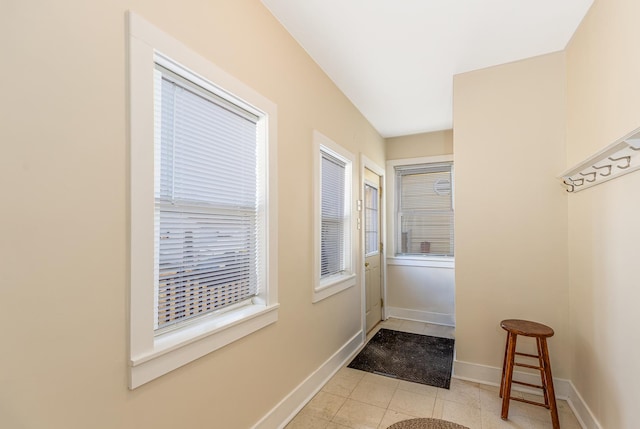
[
  {"xmin": 501, "ymin": 319, "xmax": 554, "ymax": 338},
  {"xmin": 499, "ymin": 319, "xmax": 560, "ymax": 429}
]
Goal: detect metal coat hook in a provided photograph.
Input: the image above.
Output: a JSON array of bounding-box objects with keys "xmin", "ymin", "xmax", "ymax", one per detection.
[
  {"xmin": 561, "ymin": 128, "xmax": 640, "ymax": 193},
  {"xmin": 609, "ymin": 155, "xmax": 631, "ymax": 169},
  {"xmin": 579, "ymin": 171, "xmax": 597, "ymax": 182},
  {"xmin": 563, "ymin": 180, "xmax": 574, "ymax": 193},
  {"xmin": 592, "ymin": 164, "xmax": 612, "ymax": 176}
]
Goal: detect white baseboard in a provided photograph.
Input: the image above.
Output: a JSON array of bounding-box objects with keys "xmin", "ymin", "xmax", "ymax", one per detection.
[
  {"xmin": 564, "ymin": 380, "xmax": 603, "ymax": 429},
  {"xmin": 453, "ymin": 360, "xmax": 602, "ymax": 429},
  {"xmin": 386, "ymin": 306, "xmax": 455, "ymax": 326},
  {"xmin": 252, "ymin": 331, "xmax": 363, "ymax": 429}
]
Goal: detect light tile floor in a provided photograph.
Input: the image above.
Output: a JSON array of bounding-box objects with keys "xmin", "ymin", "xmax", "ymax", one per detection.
[{"xmin": 285, "ymin": 318, "xmax": 582, "ymax": 429}]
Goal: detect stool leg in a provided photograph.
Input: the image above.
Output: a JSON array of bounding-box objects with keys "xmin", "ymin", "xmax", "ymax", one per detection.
[
  {"xmin": 499, "ymin": 332, "xmax": 509, "ymax": 399},
  {"xmin": 540, "ymin": 338, "xmax": 560, "ymax": 429},
  {"xmin": 536, "ymin": 337, "xmax": 549, "ymax": 407},
  {"xmin": 501, "ymin": 332, "xmax": 517, "ymax": 420}
]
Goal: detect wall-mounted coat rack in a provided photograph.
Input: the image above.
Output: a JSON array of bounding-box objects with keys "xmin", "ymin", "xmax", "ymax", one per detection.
[{"xmin": 560, "ymin": 127, "xmax": 640, "ymax": 193}]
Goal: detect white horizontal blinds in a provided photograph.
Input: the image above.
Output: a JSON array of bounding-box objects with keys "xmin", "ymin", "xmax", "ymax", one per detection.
[
  {"xmin": 396, "ymin": 163, "xmax": 454, "ymax": 256},
  {"xmin": 364, "ymin": 184, "xmax": 378, "ymax": 255},
  {"xmin": 154, "ymin": 64, "xmax": 260, "ymax": 331},
  {"xmin": 321, "ymin": 151, "xmax": 346, "ymax": 277}
]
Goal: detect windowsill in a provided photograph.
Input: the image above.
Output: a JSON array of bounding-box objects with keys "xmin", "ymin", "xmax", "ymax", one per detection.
[
  {"xmin": 129, "ymin": 303, "xmax": 279, "ymax": 388},
  {"xmin": 313, "ymin": 272, "xmax": 356, "ymax": 303},
  {"xmin": 387, "ymin": 256, "xmax": 455, "ymax": 269}
]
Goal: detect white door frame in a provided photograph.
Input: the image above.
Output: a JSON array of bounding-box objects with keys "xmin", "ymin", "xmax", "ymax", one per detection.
[{"xmin": 359, "ymin": 154, "xmax": 386, "ymax": 343}]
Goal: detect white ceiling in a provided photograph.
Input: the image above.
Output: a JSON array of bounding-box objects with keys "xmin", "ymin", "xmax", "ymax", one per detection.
[{"xmin": 262, "ymin": 0, "xmax": 593, "ymax": 138}]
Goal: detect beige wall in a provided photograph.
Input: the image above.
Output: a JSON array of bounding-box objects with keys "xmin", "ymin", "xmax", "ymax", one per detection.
[
  {"xmin": 386, "ymin": 264, "xmax": 455, "ymax": 326},
  {"xmin": 566, "ymin": 0, "xmax": 640, "ymax": 427},
  {"xmin": 386, "ymin": 129, "xmax": 453, "ymax": 160},
  {"xmin": 453, "ymin": 52, "xmax": 570, "ymax": 377},
  {"xmin": 385, "ymin": 130, "xmax": 455, "ymax": 326},
  {"xmin": 0, "ymin": 1, "xmax": 384, "ymax": 428}
]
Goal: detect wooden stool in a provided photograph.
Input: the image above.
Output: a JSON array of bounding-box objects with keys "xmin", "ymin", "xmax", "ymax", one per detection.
[{"xmin": 499, "ymin": 319, "xmax": 560, "ymax": 429}]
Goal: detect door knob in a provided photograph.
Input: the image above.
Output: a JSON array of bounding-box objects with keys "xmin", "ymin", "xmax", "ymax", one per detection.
[{"xmin": 364, "ymin": 262, "xmax": 370, "ymax": 267}]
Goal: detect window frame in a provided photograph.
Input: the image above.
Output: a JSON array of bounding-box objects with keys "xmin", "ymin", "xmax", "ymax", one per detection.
[
  {"xmin": 364, "ymin": 181, "xmax": 380, "ymax": 257},
  {"xmin": 128, "ymin": 11, "xmax": 278, "ymax": 389},
  {"xmin": 312, "ymin": 131, "xmax": 356, "ymax": 303},
  {"xmin": 386, "ymin": 155, "xmax": 454, "ymax": 266}
]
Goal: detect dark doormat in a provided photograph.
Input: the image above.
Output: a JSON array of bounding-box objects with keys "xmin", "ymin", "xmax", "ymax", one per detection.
[{"xmin": 348, "ymin": 328, "xmax": 455, "ymax": 389}]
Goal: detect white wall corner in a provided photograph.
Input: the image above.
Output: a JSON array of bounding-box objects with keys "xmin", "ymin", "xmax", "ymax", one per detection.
[
  {"xmin": 453, "ymin": 360, "xmax": 603, "ymax": 429},
  {"xmin": 251, "ymin": 331, "xmax": 363, "ymax": 429}
]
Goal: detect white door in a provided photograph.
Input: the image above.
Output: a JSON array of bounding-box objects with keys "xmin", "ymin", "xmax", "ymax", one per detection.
[{"xmin": 364, "ymin": 169, "xmax": 382, "ymax": 333}]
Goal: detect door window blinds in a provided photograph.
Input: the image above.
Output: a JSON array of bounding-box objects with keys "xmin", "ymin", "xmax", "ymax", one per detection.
[
  {"xmin": 320, "ymin": 151, "xmax": 347, "ymax": 278},
  {"xmin": 364, "ymin": 184, "xmax": 379, "ymax": 255},
  {"xmin": 395, "ymin": 163, "xmax": 454, "ymax": 256},
  {"xmin": 154, "ymin": 65, "xmax": 261, "ymax": 331}
]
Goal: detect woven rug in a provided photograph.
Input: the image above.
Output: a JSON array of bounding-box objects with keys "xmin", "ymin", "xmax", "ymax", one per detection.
[
  {"xmin": 348, "ymin": 329, "xmax": 455, "ymax": 389},
  {"xmin": 386, "ymin": 417, "xmax": 469, "ymax": 429}
]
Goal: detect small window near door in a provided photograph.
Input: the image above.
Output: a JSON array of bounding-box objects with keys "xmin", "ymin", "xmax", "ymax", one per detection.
[
  {"xmin": 364, "ymin": 183, "xmax": 379, "ymax": 256},
  {"xmin": 321, "ymin": 151, "xmax": 348, "ymax": 277},
  {"xmin": 312, "ymin": 130, "xmax": 356, "ymax": 303}
]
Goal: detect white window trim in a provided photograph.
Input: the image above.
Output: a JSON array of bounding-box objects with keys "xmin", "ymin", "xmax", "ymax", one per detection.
[
  {"xmin": 128, "ymin": 11, "xmax": 278, "ymax": 389},
  {"xmin": 386, "ymin": 155, "xmax": 454, "ymax": 267},
  {"xmin": 386, "ymin": 256, "xmax": 454, "ymax": 269},
  {"xmin": 313, "ymin": 131, "xmax": 356, "ymax": 303}
]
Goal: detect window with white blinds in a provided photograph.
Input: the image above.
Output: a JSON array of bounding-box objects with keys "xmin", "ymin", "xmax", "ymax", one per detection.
[
  {"xmin": 364, "ymin": 184, "xmax": 379, "ymax": 255},
  {"xmin": 395, "ymin": 162, "xmax": 454, "ymax": 256},
  {"xmin": 313, "ymin": 131, "xmax": 355, "ymax": 303},
  {"xmin": 129, "ymin": 13, "xmax": 278, "ymax": 388},
  {"xmin": 153, "ymin": 65, "xmax": 262, "ymax": 331},
  {"xmin": 321, "ymin": 152, "xmax": 346, "ymax": 278}
]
